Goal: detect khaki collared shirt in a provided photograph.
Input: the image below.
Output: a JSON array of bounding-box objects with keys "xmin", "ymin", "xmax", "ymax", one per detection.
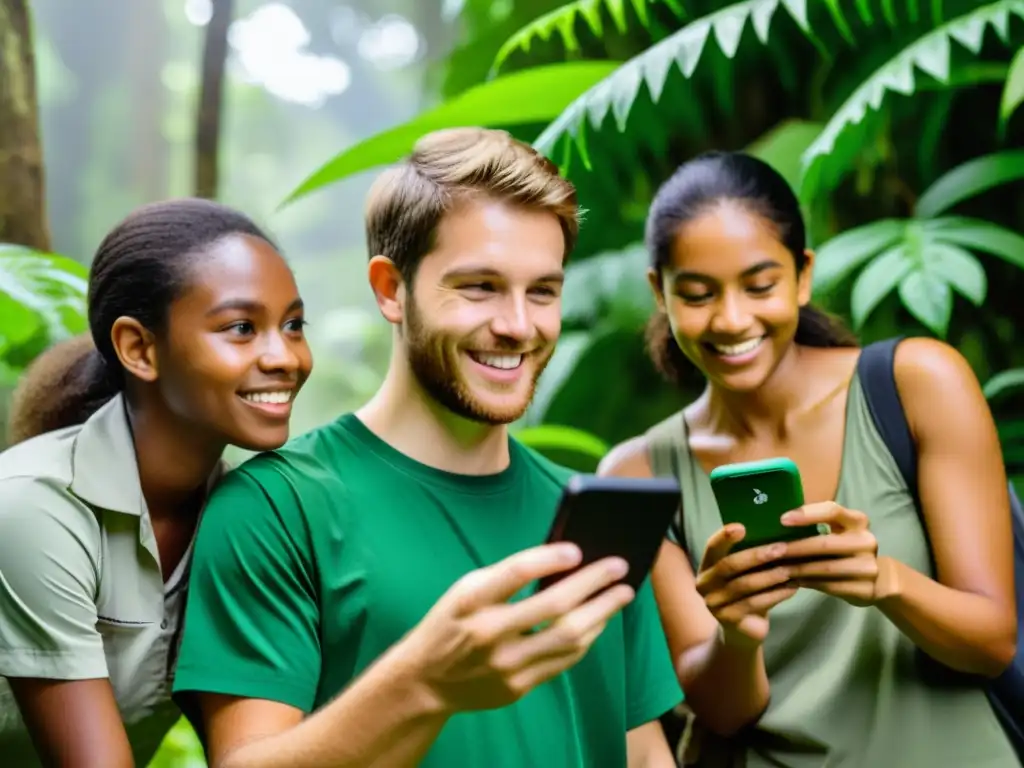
[{"xmin": 0, "ymin": 394, "xmax": 223, "ymax": 766}]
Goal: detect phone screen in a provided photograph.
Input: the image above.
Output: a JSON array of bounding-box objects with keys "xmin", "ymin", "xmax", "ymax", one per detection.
[{"xmin": 540, "ymin": 475, "xmax": 680, "ymax": 592}]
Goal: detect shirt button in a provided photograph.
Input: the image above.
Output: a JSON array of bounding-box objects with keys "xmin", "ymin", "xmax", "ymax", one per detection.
[{"xmin": 160, "ymin": 619, "xmax": 169, "ymax": 630}]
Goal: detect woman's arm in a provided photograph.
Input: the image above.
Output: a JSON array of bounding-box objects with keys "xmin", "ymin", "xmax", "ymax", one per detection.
[
  {"xmin": 0, "ymin": 479, "xmax": 134, "ymax": 767},
  {"xmin": 9, "ymin": 679, "xmax": 133, "ymax": 767},
  {"xmin": 599, "ymin": 440, "xmax": 771, "ymax": 735},
  {"xmin": 875, "ymin": 337, "xmax": 1017, "ymax": 676}
]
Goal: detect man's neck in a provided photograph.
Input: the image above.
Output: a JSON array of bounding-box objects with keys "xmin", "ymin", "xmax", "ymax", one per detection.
[{"xmin": 356, "ymin": 362, "xmax": 512, "ymax": 477}]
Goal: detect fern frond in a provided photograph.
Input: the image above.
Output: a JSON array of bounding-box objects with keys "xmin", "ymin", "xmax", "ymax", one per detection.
[
  {"xmin": 800, "ymin": 0, "xmax": 1024, "ymax": 200},
  {"xmin": 494, "ymin": 0, "xmax": 686, "ymax": 73},
  {"xmin": 532, "ymin": 0, "xmax": 816, "ymax": 159}
]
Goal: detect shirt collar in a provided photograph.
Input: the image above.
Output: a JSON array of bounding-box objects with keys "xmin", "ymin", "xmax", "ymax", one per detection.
[{"xmin": 69, "ymin": 394, "xmax": 228, "ymax": 515}]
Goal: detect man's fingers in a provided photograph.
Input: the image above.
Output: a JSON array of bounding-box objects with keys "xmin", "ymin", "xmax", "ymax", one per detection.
[
  {"xmin": 495, "ymin": 557, "xmax": 629, "ymax": 635},
  {"xmin": 499, "ymin": 584, "xmax": 634, "ymax": 670},
  {"xmin": 505, "ymin": 649, "xmax": 587, "ymax": 699},
  {"xmin": 450, "ymin": 544, "xmax": 582, "ymax": 613}
]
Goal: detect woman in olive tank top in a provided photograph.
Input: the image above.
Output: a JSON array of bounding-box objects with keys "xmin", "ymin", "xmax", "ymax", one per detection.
[{"xmin": 600, "ymin": 152, "xmax": 1018, "ymax": 767}]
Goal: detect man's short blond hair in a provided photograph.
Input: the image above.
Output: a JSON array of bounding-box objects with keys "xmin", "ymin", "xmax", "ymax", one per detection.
[{"xmin": 365, "ymin": 128, "xmax": 580, "ymax": 282}]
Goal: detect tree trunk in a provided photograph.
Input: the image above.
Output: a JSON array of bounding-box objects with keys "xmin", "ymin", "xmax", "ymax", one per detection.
[
  {"xmin": 0, "ymin": 0, "xmax": 50, "ymax": 250},
  {"xmin": 194, "ymin": 0, "xmax": 234, "ymax": 200}
]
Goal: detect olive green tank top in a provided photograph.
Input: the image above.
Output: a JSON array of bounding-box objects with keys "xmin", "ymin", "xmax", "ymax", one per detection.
[{"xmin": 646, "ymin": 372, "xmax": 1019, "ymax": 767}]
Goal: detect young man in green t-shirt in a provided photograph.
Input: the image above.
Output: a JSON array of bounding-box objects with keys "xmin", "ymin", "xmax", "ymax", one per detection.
[{"xmin": 172, "ymin": 127, "xmax": 683, "ymax": 767}]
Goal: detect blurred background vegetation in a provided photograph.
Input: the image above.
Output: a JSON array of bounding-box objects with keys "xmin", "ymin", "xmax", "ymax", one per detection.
[{"xmin": 1, "ymin": 0, "xmax": 1023, "ymax": 764}]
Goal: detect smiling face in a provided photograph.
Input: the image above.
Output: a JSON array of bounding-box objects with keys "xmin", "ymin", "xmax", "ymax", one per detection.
[
  {"xmin": 651, "ymin": 202, "xmax": 813, "ymax": 393},
  {"xmin": 154, "ymin": 234, "xmax": 313, "ymax": 451},
  {"xmin": 400, "ymin": 197, "xmax": 565, "ymax": 424}
]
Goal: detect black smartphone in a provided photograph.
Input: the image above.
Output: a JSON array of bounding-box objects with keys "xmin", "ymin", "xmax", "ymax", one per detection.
[{"xmin": 539, "ymin": 474, "xmax": 681, "ymax": 592}]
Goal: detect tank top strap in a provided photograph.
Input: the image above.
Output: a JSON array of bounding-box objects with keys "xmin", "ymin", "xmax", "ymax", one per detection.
[
  {"xmin": 645, "ymin": 410, "xmax": 690, "ymax": 480},
  {"xmin": 645, "ymin": 412, "xmax": 696, "ymax": 549}
]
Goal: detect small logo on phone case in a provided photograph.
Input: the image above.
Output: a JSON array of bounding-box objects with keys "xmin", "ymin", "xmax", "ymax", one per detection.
[{"xmin": 752, "ymin": 488, "xmax": 768, "ymax": 505}]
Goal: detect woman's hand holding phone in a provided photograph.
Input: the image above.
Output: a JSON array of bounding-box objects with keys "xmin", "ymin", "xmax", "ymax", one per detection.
[
  {"xmin": 779, "ymin": 501, "xmax": 887, "ymax": 607},
  {"xmin": 697, "ymin": 501, "xmax": 886, "ymax": 646},
  {"xmin": 695, "ymin": 524, "xmax": 799, "ymax": 648}
]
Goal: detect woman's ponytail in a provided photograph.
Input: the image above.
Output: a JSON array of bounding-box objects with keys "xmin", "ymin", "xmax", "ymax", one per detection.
[{"xmin": 7, "ymin": 333, "xmax": 121, "ymax": 445}]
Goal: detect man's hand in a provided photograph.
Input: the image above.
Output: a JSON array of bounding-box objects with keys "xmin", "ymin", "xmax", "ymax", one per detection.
[{"xmin": 400, "ymin": 542, "xmax": 635, "ymax": 714}]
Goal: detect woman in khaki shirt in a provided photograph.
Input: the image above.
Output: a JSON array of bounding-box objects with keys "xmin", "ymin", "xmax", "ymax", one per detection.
[{"xmin": 0, "ymin": 198, "xmax": 313, "ymax": 766}]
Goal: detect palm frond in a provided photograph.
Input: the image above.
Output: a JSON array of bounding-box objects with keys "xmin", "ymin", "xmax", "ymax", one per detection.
[
  {"xmin": 532, "ymin": 0, "xmax": 821, "ymax": 161},
  {"xmin": 493, "ymin": 0, "xmax": 686, "ymax": 72},
  {"xmin": 800, "ymin": 0, "xmax": 1024, "ymax": 201}
]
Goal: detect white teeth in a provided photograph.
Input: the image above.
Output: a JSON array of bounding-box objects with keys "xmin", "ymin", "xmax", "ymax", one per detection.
[
  {"xmin": 474, "ymin": 353, "xmax": 523, "ymax": 370},
  {"xmin": 712, "ymin": 337, "xmax": 764, "ymax": 357},
  {"xmin": 242, "ymin": 391, "xmax": 292, "ymax": 405}
]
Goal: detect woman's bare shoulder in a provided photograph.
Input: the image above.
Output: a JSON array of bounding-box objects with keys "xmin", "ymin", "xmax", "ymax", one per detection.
[{"xmin": 598, "ymin": 435, "xmax": 654, "ymax": 478}]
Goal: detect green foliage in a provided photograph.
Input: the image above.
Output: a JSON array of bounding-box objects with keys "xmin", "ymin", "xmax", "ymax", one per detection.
[
  {"xmin": 493, "ymin": 0, "xmax": 686, "ymax": 71},
  {"xmin": 984, "ymin": 367, "xmax": 1024, "ymax": 401},
  {"xmin": 280, "ymin": 61, "xmax": 619, "ymax": 208},
  {"xmin": 999, "ymin": 45, "xmax": 1024, "ymax": 132},
  {"xmin": 0, "ymin": 244, "xmax": 88, "ymax": 384},
  {"xmin": 812, "ymin": 151, "xmax": 1024, "ymax": 337},
  {"xmin": 515, "ymin": 424, "xmax": 610, "ymax": 471},
  {"xmin": 532, "ymin": 0, "xmax": 814, "ymax": 161},
  {"xmin": 800, "ymin": 0, "xmax": 1024, "ymax": 200},
  {"xmin": 147, "ymin": 719, "xmax": 204, "ymax": 768},
  {"xmin": 744, "ymin": 119, "xmax": 825, "ymax": 191}
]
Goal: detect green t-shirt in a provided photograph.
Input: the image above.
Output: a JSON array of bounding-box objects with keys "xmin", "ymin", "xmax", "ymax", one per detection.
[{"xmin": 173, "ymin": 414, "xmax": 682, "ymax": 766}]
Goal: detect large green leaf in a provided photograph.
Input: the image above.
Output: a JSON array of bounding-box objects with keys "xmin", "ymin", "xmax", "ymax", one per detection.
[
  {"xmin": 812, "ymin": 218, "xmax": 906, "ymax": 294},
  {"xmin": 898, "ymin": 268, "xmax": 953, "ymax": 337},
  {"xmin": 849, "ymin": 244, "xmax": 914, "ymax": 328},
  {"xmin": 0, "ymin": 245, "xmax": 89, "ymax": 352},
  {"xmin": 494, "ymin": 0, "xmax": 687, "ymax": 72},
  {"xmin": 745, "ymin": 119, "xmax": 825, "ymax": 192},
  {"xmin": 987, "ymin": 368, "xmax": 1024, "ymax": 399},
  {"xmin": 533, "ymin": 0, "xmax": 814, "ymax": 158},
  {"xmin": 801, "ymin": 0, "xmax": 1024, "ymax": 200},
  {"xmin": 515, "ymin": 424, "xmax": 610, "ymax": 459},
  {"xmin": 0, "ymin": 292, "xmax": 41, "ymax": 354},
  {"xmin": 926, "ymin": 216, "xmax": 1024, "ymax": 271},
  {"xmin": 916, "ymin": 150, "xmax": 1024, "ymax": 218},
  {"xmin": 983, "ymin": 367, "xmax": 1024, "ymax": 400},
  {"xmin": 999, "ymin": 46, "xmax": 1024, "ymax": 132},
  {"xmin": 279, "ymin": 61, "xmax": 620, "ymax": 208},
  {"xmin": 927, "ymin": 242, "xmax": 987, "ymax": 305}
]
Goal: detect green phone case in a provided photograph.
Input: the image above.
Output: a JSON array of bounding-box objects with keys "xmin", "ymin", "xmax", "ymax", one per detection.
[{"xmin": 708, "ymin": 457, "xmax": 823, "ymax": 551}]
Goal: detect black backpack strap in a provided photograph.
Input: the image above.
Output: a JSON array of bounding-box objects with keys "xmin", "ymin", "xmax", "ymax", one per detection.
[{"xmin": 856, "ymin": 337, "xmax": 919, "ymax": 503}]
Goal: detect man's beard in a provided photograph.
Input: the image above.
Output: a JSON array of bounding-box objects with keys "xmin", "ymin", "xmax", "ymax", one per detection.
[{"xmin": 404, "ymin": 298, "xmax": 551, "ymax": 425}]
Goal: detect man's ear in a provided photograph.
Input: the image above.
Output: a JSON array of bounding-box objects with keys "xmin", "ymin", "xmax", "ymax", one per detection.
[
  {"xmin": 798, "ymin": 249, "xmax": 815, "ymax": 307},
  {"xmin": 110, "ymin": 317, "xmax": 158, "ymax": 383},
  {"xmin": 368, "ymin": 256, "xmax": 405, "ymax": 325}
]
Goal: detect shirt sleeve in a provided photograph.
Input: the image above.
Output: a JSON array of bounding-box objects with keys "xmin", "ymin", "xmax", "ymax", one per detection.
[
  {"xmin": 622, "ymin": 574, "xmax": 684, "ymax": 730},
  {"xmin": 171, "ymin": 462, "xmax": 325, "ymax": 713},
  {"xmin": 0, "ymin": 478, "xmax": 107, "ymax": 680}
]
